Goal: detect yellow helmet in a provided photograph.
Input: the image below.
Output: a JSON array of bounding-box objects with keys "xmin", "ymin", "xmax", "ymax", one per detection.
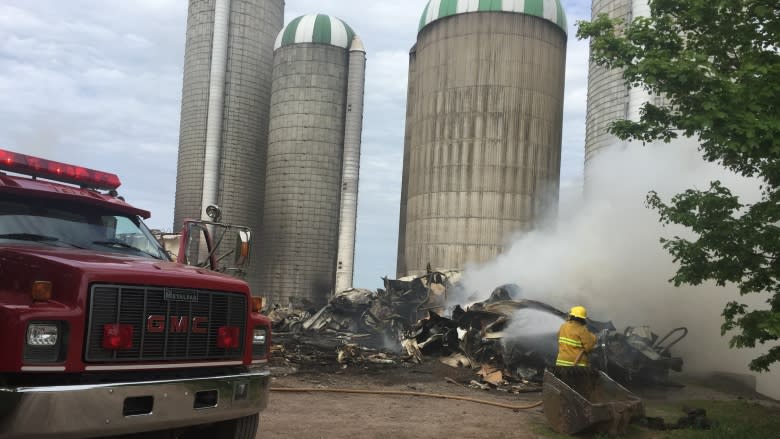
[{"xmin": 569, "ymin": 306, "xmax": 588, "ymax": 319}]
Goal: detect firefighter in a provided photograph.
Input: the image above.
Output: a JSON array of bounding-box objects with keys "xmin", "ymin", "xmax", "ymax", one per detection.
[{"xmin": 555, "ymin": 306, "xmax": 597, "ymax": 367}]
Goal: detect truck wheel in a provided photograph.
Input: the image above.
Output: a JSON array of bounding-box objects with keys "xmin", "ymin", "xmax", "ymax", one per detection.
[{"xmin": 212, "ymin": 413, "xmax": 259, "ymax": 439}]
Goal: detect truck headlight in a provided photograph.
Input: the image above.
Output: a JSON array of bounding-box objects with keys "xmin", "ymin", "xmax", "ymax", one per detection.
[
  {"xmin": 252, "ymin": 328, "xmax": 267, "ymax": 345},
  {"xmin": 27, "ymin": 323, "xmax": 59, "ymax": 346},
  {"xmin": 252, "ymin": 327, "xmax": 269, "ymax": 360}
]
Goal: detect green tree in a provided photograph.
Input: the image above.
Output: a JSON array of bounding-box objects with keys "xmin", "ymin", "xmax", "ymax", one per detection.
[{"xmin": 577, "ymin": 0, "xmax": 779, "ymax": 371}]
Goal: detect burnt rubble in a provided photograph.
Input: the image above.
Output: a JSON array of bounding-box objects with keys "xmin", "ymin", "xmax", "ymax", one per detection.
[
  {"xmin": 268, "ymin": 271, "xmax": 687, "ymax": 391},
  {"xmin": 271, "ymin": 269, "xmax": 454, "ymax": 338},
  {"xmin": 269, "ymin": 270, "xmax": 453, "ymax": 369}
]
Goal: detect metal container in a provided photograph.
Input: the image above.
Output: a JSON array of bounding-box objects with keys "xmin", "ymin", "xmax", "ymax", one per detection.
[
  {"xmin": 257, "ymin": 15, "xmax": 365, "ymax": 308},
  {"xmin": 397, "ymin": 0, "xmax": 568, "ymax": 277},
  {"xmin": 173, "ymin": 0, "xmax": 284, "ymax": 294},
  {"xmin": 543, "ymin": 369, "xmax": 645, "ymax": 435}
]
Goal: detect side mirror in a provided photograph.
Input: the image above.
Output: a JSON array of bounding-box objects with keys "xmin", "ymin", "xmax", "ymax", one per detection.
[
  {"xmin": 234, "ymin": 229, "xmax": 251, "ymax": 267},
  {"xmin": 179, "ymin": 222, "xmax": 214, "ymax": 269},
  {"xmin": 176, "ymin": 219, "xmax": 250, "ymax": 276}
]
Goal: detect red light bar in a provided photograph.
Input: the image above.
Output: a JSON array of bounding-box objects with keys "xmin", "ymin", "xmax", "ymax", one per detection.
[{"xmin": 0, "ymin": 148, "xmax": 121, "ymax": 190}]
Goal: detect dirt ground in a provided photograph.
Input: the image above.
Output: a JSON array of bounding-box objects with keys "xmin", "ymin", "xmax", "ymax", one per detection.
[
  {"xmin": 257, "ymin": 360, "xmax": 777, "ymax": 439},
  {"xmin": 259, "ymin": 361, "xmax": 549, "ymax": 439}
]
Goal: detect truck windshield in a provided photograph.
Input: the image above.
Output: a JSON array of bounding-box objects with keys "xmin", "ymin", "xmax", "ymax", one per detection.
[{"xmin": 0, "ymin": 197, "xmax": 168, "ymax": 260}]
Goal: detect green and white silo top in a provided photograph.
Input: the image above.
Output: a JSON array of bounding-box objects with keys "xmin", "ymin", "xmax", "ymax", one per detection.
[
  {"xmin": 274, "ymin": 14, "xmax": 357, "ymax": 50},
  {"xmin": 419, "ymin": 0, "xmax": 568, "ymax": 34}
]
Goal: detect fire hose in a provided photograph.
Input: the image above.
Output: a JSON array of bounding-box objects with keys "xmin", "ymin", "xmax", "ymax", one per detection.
[{"xmin": 270, "ymin": 387, "xmax": 542, "ymax": 410}]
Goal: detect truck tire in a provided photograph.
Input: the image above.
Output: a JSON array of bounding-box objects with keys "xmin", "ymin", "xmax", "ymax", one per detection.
[
  {"xmin": 213, "ymin": 413, "xmax": 259, "ymax": 439},
  {"xmin": 175, "ymin": 413, "xmax": 259, "ymax": 439}
]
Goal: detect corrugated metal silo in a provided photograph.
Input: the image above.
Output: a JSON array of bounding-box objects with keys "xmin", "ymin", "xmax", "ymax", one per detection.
[
  {"xmin": 397, "ymin": 0, "xmax": 568, "ymax": 277},
  {"xmin": 258, "ymin": 15, "xmax": 365, "ymax": 307},
  {"xmin": 173, "ymin": 0, "xmax": 284, "ymax": 293}
]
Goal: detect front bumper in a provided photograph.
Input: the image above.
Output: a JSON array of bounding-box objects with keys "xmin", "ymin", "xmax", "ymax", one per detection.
[{"xmin": 0, "ymin": 367, "xmax": 270, "ymax": 439}]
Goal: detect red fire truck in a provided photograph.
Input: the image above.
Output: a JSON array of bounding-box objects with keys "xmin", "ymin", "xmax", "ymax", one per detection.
[{"xmin": 0, "ymin": 148, "xmax": 270, "ymax": 439}]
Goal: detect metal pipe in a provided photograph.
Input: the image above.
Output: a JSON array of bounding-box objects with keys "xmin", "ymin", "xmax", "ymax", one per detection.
[
  {"xmin": 396, "ymin": 45, "xmax": 416, "ymax": 278},
  {"xmin": 335, "ymin": 36, "xmax": 367, "ymax": 293},
  {"xmin": 200, "ymin": 0, "xmax": 231, "ymax": 220},
  {"xmin": 627, "ymin": 0, "xmax": 651, "ymax": 122}
]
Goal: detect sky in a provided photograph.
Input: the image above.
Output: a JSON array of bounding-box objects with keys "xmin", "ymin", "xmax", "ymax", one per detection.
[{"xmin": 0, "ymin": 0, "xmax": 590, "ymax": 289}]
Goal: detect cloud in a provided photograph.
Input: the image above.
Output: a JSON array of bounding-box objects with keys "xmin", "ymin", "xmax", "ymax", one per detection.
[{"xmin": 0, "ymin": 0, "xmax": 184, "ymax": 231}]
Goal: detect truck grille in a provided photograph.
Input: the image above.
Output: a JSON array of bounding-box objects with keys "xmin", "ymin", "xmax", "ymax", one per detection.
[{"xmin": 85, "ymin": 284, "xmax": 247, "ymax": 362}]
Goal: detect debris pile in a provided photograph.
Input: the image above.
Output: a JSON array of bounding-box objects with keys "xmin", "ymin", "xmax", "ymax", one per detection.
[
  {"xmin": 269, "ymin": 270, "xmax": 456, "ymax": 368},
  {"xmin": 271, "ymin": 271, "xmax": 455, "ymax": 334},
  {"xmin": 401, "ymin": 283, "xmax": 686, "ymax": 387},
  {"xmin": 400, "ymin": 287, "xmax": 606, "ymax": 389},
  {"xmin": 269, "ymin": 271, "xmax": 686, "ymax": 390},
  {"xmin": 597, "ymin": 326, "xmax": 687, "ymax": 385}
]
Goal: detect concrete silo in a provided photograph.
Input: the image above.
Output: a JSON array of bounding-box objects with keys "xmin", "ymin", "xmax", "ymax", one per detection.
[
  {"xmin": 585, "ymin": 0, "xmax": 657, "ymax": 178},
  {"xmin": 257, "ymin": 15, "xmax": 366, "ymax": 307},
  {"xmin": 397, "ymin": 0, "xmax": 569, "ymax": 277},
  {"xmin": 173, "ymin": 0, "xmax": 284, "ymax": 293}
]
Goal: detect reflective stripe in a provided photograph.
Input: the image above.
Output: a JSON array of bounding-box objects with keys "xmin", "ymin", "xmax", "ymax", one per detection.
[
  {"xmin": 559, "ymin": 336, "xmax": 582, "ymax": 345},
  {"xmin": 556, "ymin": 359, "xmax": 588, "ymax": 367},
  {"xmin": 559, "ymin": 340, "xmax": 582, "ymax": 347},
  {"xmin": 559, "ymin": 336, "xmax": 583, "ymax": 347}
]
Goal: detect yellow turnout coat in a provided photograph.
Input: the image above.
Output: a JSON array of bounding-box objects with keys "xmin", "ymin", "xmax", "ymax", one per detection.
[{"xmin": 556, "ymin": 320, "xmax": 597, "ymax": 366}]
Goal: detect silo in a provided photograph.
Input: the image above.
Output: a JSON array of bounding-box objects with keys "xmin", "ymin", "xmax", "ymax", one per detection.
[
  {"xmin": 585, "ymin": 0, "xmax": 658, "ymax": 182},
  {"xmin": 258, "ymin": 15, "xmax": 365, "ymax": 307},
  {"xmin": 173, "ymin": 0, "xmax": 284, "ymax": 293},
  {"xmin": 397, "ymin": 0, "xmax": 568, "ymax": 277},
  {"xmin": 584, "ymin": 0, "xmax": 633, "ymax": 175}
]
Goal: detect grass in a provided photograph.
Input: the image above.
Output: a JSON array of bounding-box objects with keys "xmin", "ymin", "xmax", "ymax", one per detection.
[{"xmin": 532, "ymin": 400, "xmax": 780, "ymax": 439}]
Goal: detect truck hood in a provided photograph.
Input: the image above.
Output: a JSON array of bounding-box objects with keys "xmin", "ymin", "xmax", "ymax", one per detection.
[{"xmin": 0, "ymin": 245, "xmax": 251, "ymax": 307}]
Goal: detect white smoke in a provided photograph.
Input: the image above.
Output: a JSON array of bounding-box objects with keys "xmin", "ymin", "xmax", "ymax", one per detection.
[{"xmin": 455, "ymin": 140, "xmax": 779, "ymax": 399}]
